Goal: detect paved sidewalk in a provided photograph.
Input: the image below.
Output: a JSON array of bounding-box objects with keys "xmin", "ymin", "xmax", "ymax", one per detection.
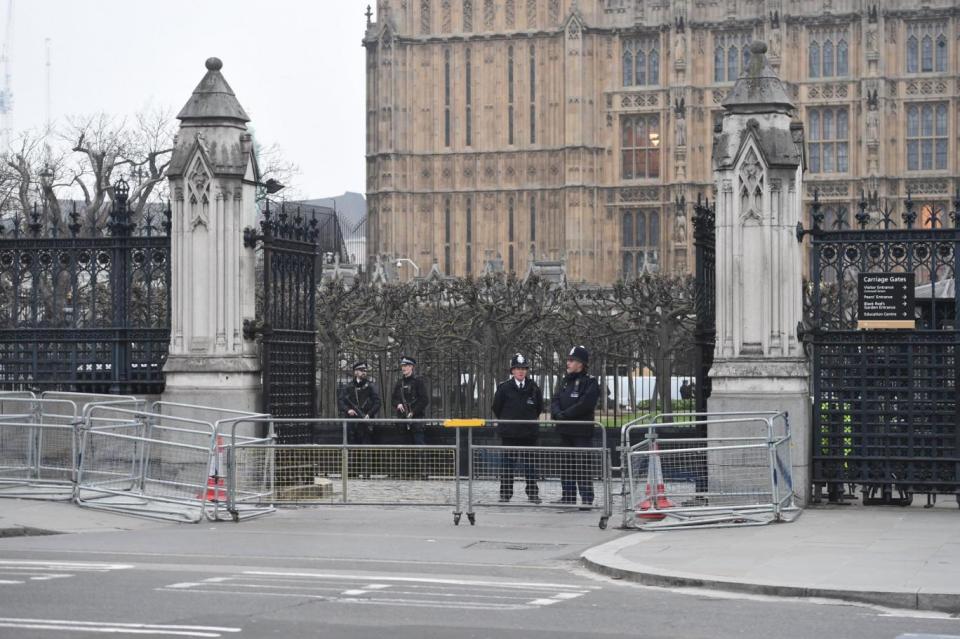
[
  {"xmin": 582, "ymin": 505, "xmax": 960, "ymax": 613},
  {"xmin": 0, "ymin": 498, "xmax": 173, "ymax": 535}
]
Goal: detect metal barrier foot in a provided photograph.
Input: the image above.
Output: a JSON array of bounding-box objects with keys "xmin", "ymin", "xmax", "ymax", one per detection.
[
  {"xmin": 599, "ymin": 516, "xmax": 609, "ymax": 530},
  {"xmin": 467, "ymin": 513, "xmax": 476, "ymax": 525}
]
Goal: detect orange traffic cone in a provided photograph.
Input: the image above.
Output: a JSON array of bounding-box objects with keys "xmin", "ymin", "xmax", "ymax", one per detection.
[
  {"xmin": 636, "ymin": 442, "xmax": 675, "ymax": 521},
  {"xmin": 199, "ymin": 436, "xmax": 227, "ymax": 502}
]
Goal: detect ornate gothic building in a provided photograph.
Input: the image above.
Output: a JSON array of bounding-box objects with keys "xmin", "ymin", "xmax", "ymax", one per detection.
[{"xmin": 364, "ymin": 0, "xmax": 960, "ymax": 284}]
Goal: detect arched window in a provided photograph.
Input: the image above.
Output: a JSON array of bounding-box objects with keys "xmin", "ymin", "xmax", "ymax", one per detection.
[
  {"xmin": 936, "ymin": 104, "xmax": 948, "ymax": 169},
  {"xmin": 635, "ymin": 49, "xmax": 646, "ymax": 86},
  {"xmin": 714, "ymin": 46, "xmax": 724, "ymax": 82},
  {"xmin": 921, "ymin": 35, "xmax": 933, "ymax": 72},
  {"xmin": 741, "ymin": 45, "xmax": 750, "ymax": 72},
  {"xmin": 649, "ymin": 211, "xmax": 660, "ymax": 247},
  {"xmin": 935, "ymin": 35, "xmax": 947, "ymax": 72},
  {"xmin": 635, "ymin": 210, "xmax": 647, "ymax": 247},
  {"xmin": 636, "ymin": 252, "xmax": 645, "ymax": 274},
  {"xmin": 808, "ymin": 41, "xmax": 820, "ymax": 78},
  {"xmin": 622, "ymin": 48, "xmax": 633, "ymax": 86},
  {"xmin": 808, "ymin": 110, "xmax": 821, "ymax": 173},
  {"xmin": 622, "ymin": 252, "xmax": 633, "ymax": 278},
  {"xmin": 837, "ymin": 39, "xmax": 848, "ymax": 76},
  {"xmin": 648, "ymin": 47, "xmax": 659, "ymax": 85},
  {"xmin": 727, "ymin": 45, "xmax": 738, "ymax": 81},
  {"xmin": 907, "ymin": 36, "xmax": 919, "ymax": 73},
  {"xmin": 622, "ymin": 211, "xmax": 634, "ymax": 248},
  {"xmin": 822, "ymin": 40, "xmax": 834, "ymax": 77}
]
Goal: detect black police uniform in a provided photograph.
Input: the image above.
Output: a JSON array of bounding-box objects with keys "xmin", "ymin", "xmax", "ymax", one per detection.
[
  {"xmin": 550, "ymin": 346, "xmax": 600, "ymax": 505},
  {"xmin": 491, "ymin": 365, "xmax": 544, "ymax": 502},
  {"xmin": 337, "ymin": 376, "xmax": 381, "ymax": 444},
  {"xmin": 391, "ymin": 362, "xmax": 430, "ymax": 445}
]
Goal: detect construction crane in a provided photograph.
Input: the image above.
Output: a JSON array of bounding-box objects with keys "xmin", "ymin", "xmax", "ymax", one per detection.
[{"xmin": 0, "ymin": 0, "xmax": 13, "ymax": 149}]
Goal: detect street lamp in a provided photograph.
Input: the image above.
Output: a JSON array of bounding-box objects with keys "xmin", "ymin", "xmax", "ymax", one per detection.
[{"xmin": 395, "ymin": 257, "xmax": 420, "ymax": 278}]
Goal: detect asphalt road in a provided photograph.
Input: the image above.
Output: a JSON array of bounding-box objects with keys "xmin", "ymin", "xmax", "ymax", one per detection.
[{"xmin": 0, "ymin": 506, "xmax": 958, "ymax": 638}]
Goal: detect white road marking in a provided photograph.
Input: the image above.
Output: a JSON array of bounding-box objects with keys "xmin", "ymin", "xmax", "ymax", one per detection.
[
  {"xmin": 160, "ymin": 570, "xmax": 596, "ymax": 611},
  {"xmin": 0, "ymin": 560, "xmax": 133, "ymax": 571},
  {"xmin": 243, "ymin": 570, "xmax": 595, "ymax": 591},
  {"xmin": 0, "ymin": 617, "xmax": 240, "ymax": 637},
  {"xmin": 0, "ymin": 559, "xmax": 132, "ymax": 589}
]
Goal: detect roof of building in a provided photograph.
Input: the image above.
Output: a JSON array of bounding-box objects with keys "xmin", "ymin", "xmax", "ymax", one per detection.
[
  {"xmin": 176, "ymin": 58, "xmax": 250, "ymax": 123},
  {"xmin": 722, "ymin": 42, "xmax": 794, "ymax": 114}
]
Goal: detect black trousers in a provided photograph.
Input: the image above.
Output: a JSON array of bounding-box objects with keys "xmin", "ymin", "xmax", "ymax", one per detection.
[
  {"xmin": 499, "ymin": 435, "xmax": 539, "ymax": 500},
  {"xmin": 559, "ymin": 433, "xmax": 595, "ymax": 504}
]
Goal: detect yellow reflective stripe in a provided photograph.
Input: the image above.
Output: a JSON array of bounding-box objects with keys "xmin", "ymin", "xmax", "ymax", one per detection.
[{"xmin": 443, "ymin": 419, "xmax": 486, "ymax": 428}]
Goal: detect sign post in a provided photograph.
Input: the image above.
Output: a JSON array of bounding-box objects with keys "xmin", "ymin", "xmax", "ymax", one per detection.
[{"xmin": 857, "ymin": 273, "xmax": 915, "ymax": 329}]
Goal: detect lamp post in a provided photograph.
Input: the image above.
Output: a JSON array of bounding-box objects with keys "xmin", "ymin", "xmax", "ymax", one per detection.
[{"xmin": 395, "ymin": 257, "xmax": 420, "ymax": 278}]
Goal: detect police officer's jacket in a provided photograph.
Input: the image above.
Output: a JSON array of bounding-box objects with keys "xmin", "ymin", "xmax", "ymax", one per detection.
[
  {"xmin": 550, "ymin": 371, "xmax": 600, "ymax": 438},
  {"xmin": 491, "ymin": 377, "xmax": 544, "ymax": 439},
  {"xmin": 391, "ymin": 375, "xmax": 429, "ymax": 418},
  {"xmin": 337, "ymin": 379, "xmax": 381, "ymax": 418}
]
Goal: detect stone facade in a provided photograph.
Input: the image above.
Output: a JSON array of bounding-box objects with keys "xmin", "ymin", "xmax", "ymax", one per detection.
[{"xmin": 364, "ymin": 0, "xmax": 960, "ymax": 284}]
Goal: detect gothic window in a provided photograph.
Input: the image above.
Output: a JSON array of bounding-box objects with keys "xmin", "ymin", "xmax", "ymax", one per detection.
[
  {"xmin": 529, "ymin": 195, "xmax": 536, "ymax": 254},
  {"xmin": 465, "ymin": 47, "xmax": 473, "ymax": 146},
  {"xmin": 529, "ymin": 44, "xmax": 536, "ymax": 144},
  {"xmin": 807, "ymin": 107, "xmax": 849, "ymax": 174},
  {"xmin": 465, "ymin": 197, "xmax": 473, "ymax": 275},
  {"xmin": 808, "ymin": 28, "xmax": 849, "ymax": 78},
  {"xmin": 822, "ymin": 205, "xmax": 849, "ymax": 230},
  {"xmin": 622, "ymin": 36, "xmax": 659, "ymax": 87},
  {"xmin": 714, "ymin": 32, "xmax": 751, "ymax": 82},
  {"xmin": 621, "ymin": 115, "xmax": 660, "ymax": 180},
  {"xmin": 463, "ymin": 0, "xmax": 473, "ymax": 32},
  {"xmin": 907, "ymin": 103, "xmax": 948, "ymax": 170},
  {"xmin": 837, "ymin": 39, "xmax": 848, "ymax": 76},
  {"xmin": 508, "ymin": 197, "xmax": 515, "ymax": 271},
  {"xmin": 907, "ymin": 23, "xmax": 947, "ymax": 73},
  {"xmin": 443, "ymin": 48, "xmax": 451, "ymax": 147},
  {"xmin": 936, "ymin": 35, "xmax": 948, "ymax": 71},
  {"xmin": 507, "ymin": 45, "xmax": 515, "ymax": 145},
  {"xmin": 621, "ymin": 209, "xmax": 660, "ymax": 278},
  {"xmin": 808, "ymin": 41, "xmax": 820, "ymax": 78},
  {"xmin": 907, "ymin": 36, "xmax": 919, "ymax": 73},
  {"xmin": 421, "ymin": 0, "xmax": 431, "ymax": 34},
  {"xmin": 444, "ymin": 198, "xmax": 452, "ymax": 272}
]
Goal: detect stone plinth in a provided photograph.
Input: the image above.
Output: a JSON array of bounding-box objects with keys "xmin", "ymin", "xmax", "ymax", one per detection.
[
  {"xmin": 161, "ymin": 58, "xmax": 262, "ymax": 417},
  {"xmin": 708, "ymin": 42, "xmax": 811, "ymax": 505}
]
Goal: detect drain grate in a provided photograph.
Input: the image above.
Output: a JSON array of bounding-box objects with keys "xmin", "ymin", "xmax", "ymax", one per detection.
[{"xmin": 465, "ymin": 540, "xmax": 569, "ymax": 551}]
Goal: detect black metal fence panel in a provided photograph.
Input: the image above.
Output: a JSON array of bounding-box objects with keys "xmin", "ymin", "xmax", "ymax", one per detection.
[
  {"xmin": 244, "ymin": 202, "xmax": 320, "ymax": 439},
  {"xmin": 804, "ymin": 193, "xmax": 960, "ymax": 502},
  {"xmin": 0, "ymin": 180, "xmax": 170, "ymax": 395}
]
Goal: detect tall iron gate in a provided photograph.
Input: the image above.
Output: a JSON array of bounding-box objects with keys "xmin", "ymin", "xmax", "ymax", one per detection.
[
  {"xmin": 802, "ymin": 193, "xmax": 959, "ymax": 504},
  {"xmin": 692, "ymin": 196, "xmax": 716, "ymax": 416},
  {"xmin": 0, "ymin": 180, "xmax": 170, "ymax": 394},
  {"xmin": 244, "ymin": 202, "xmax": 320, "ymax": 439}
]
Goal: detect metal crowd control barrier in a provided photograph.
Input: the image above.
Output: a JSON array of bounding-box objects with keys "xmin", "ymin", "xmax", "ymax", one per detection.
[
  {"xmin": 465, "ymin": 420, "xmax": 613, "ymax": 529},
  {"xmin": 620, "ymin": 411, "xmax": 799, "ymax": 530},
  {"xmin": 76, "ymin": 404, "xmax": 266, "ymax": 523},
  {"xmin": 0, "ymin": 393, "xmax": 140, "ymax": 501},
  {"xmin": 225, "ymin": 418, "xmax": 464, "ymax": 523}
]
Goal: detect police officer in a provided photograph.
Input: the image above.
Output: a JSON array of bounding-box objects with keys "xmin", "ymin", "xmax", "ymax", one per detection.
[
  {"xmin": 491, "ymin": 353, "xmax": 544, "ymax": 503},
  {"xmin": 550, "ymin": 345, "xmax": 600, "ymax": 507},
  {"xmin": 337, "ymin": 361, "xmax": 381, "ymax": 444},
  {"xmin": 391, "ymin": 355, "xmax": 429, "ymax": 445}
]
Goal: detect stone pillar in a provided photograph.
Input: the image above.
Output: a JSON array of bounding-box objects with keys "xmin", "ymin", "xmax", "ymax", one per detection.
[
  {"xmin": 161, "ymin": 58, "xmax": 261, "ymax": 414},
  {"xmin": 709, "ymin": 42, "xmax": 811, "ymax": 504}
]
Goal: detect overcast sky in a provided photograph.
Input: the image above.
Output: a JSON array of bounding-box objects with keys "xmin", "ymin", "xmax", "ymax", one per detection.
[{"xmin": 14, "ymin": 0, "xmax": 370, "ymax": 199}]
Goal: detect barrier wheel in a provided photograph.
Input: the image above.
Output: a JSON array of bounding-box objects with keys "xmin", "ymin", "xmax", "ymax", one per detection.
[
  {"xmin": 231, "ymin": 511, "xmax": 239, "ymax": 523},
  {"xmin": 598, "ymin": 516, "xmax": 608, "ymax": 530},
  {"xmin": 467, "ymin": 513, "xmax": 476, "ymax": 526},
  {"xmin": 453, "ymin": 513, "xmax": 461, "ymax": 526}
]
